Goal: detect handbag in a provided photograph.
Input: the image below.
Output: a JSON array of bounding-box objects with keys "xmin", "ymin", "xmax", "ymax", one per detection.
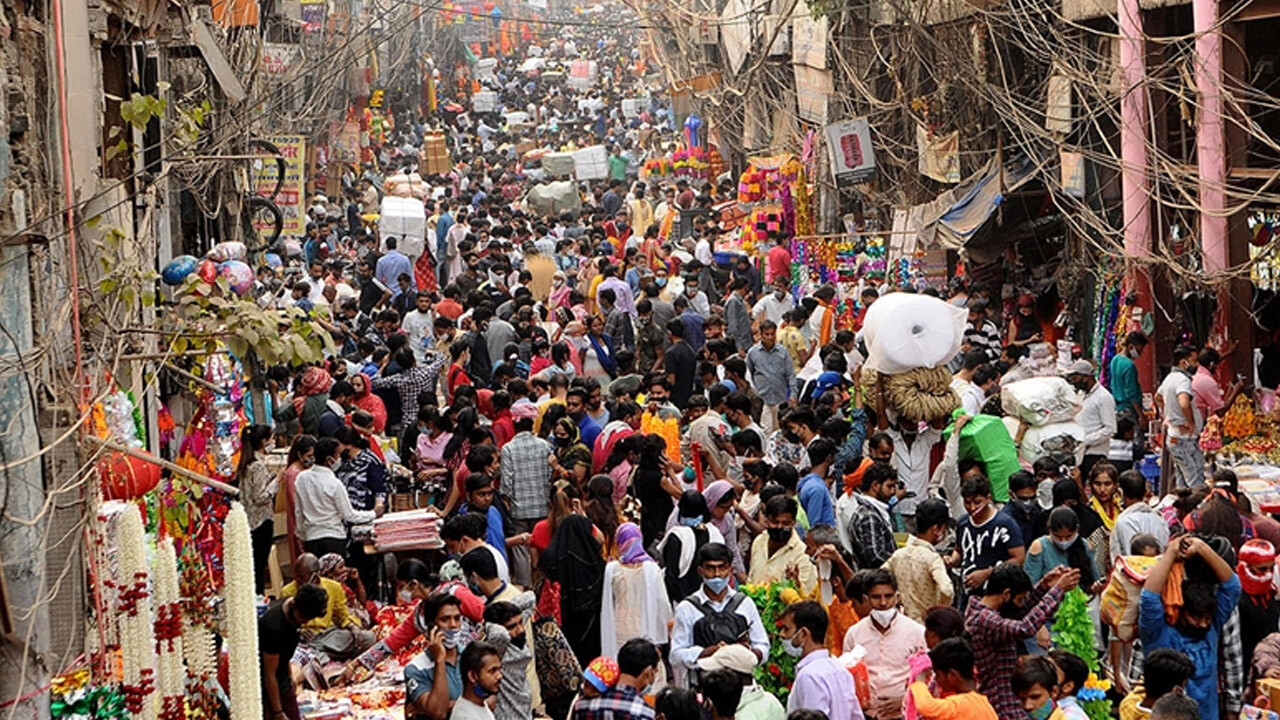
[{"xmin": 533, "ymin": 616, "xmax": 582, "ymax": 702}]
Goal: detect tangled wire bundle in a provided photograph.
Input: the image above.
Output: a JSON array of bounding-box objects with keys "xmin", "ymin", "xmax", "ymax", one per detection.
[{"xmin": 876, "ymin": 367, "xmax": 961, "ymax": 422}]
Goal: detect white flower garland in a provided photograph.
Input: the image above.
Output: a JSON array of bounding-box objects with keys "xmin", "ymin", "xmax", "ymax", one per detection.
[
  {"xmin": 115, "ymin": 504, "xmax": 156, "ymax": 720},
  {"xmin": 224, "ymin": 503, "xmax": 262, "ymax": 720},
  {"xmin": 152, "ymin": 539, "xmax": 185, "ymax": 720}
]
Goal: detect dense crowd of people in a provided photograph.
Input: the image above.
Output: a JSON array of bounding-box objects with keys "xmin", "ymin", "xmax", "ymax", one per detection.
[{"xmin": 242, "ymin": 8, "xmax": 1274, "ymax": 720}]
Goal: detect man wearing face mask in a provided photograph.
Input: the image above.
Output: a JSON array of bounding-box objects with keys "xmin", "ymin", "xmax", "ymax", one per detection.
[
  {"xmin": 294, "ymin": 438, "xmax": 377, "ymax": 557},
  {"xmin": 841, "ymin": 570, "xmax": 925, "ymax": 720},
  {"xmin": 634, "ymin": 300, "xmax": 669, "ymax": 374},
  {"xmin": 782, "ymin": 601, "xmax": 865, "ymax": 720},
  {"xmin": 747, "ymin": 496, "xmax": 818, "ymax": 589},
  {"xmin": 966, "ymin": 563, "xmax": 1077, "ymax": 720},
  {"xmin": 571, "ymin": 638, "xmax": 661, "ymax": 720},
  {"xmin": 404, "ymin": 593, "xmax": 471, "ymax": 720},
  {"xmin": 450, "ymin": 642, "xmax": 504, "ymax": 720},
  {"xmin": 1156, "ymin": 345, "xmax": 1205, "ymax": 490},
  {"xmin": 849, "ymin": 462, "xmax": 901, "ymax": 570},
  {"xmin": 461, "ymin": 549, "xmax": 541, "ymax": 717},
  {"xmin": 1138, "ymin": 536, "xmax": 1240, "ymax": 720},
  {"xmin": 1064, "ymin": 360, "xmax": 1116, "ymax": 479},
  {"xmin": 883, "ymin": 413, "xmax": 944, "ymax": 532},
  {"xmin": 482, "ymin": 602, "xmax": 536, "ymax": 720},
  {"xmin": 670, "ymin": 543, "xmax": 770, "ymax": 678},
  {"xmin": 752, "ymin": 278, "xmax": 795, "ymax": 329}
]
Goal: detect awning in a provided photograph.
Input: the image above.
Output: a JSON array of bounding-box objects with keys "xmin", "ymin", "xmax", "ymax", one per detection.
[{"xmin": 897, "ymin": 152, "xmax": 1040, "ymax": 255}]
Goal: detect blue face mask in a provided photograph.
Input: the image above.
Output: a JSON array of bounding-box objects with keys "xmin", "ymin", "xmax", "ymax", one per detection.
[
  {"xmin": 473, "ymin": 684, "xmax": 493, "ymax": 701},
  {"xmin": 680, "ymin": 516, "xmax": 702, "ymax": 527},
  {"xmin": 887, "ymin": 495, "xmax": 899, "ymax": 509},
  {"xmin": 703, "ymin": 576, "xmax": 730, "ymax": 594},
  {"xmin": 1029, "ymin": 699, "xmax": 1055, "ymax": 720},
  {"xmin": 655, "ymin": 278, "xmax": 667, "ymax": 287}
]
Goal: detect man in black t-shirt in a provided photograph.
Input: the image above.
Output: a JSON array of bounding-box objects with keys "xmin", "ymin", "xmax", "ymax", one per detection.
[
  {"xmin": 663, "ymin": 318, "xmax": 697, "ymax": 408},
  {"xmin": 261, "ymin": 583, "xmax": 329, "ymax": 720}
]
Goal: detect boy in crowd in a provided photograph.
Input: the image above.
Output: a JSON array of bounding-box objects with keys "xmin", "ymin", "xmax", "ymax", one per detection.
[
  {"xmin": 906, "ymin": 638, "xmax": 997, "ymax": 720},
  {"xmin": 883, "ymin": 497, "xmax": 954, "ymax": 621}
]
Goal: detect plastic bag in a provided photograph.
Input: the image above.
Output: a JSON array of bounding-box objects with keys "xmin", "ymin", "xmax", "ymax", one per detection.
[
  {"xmin": 861, "ymin": 293, "xmax": 967, "ymax": 375},
  {"xmin": 1005, "ymin": 418, "xmax": 1085, "ymax": 466},
  {"xmin": 1001, "ymin": 377, "xmax": 1082, "ymax": 426},
  {"xmin": 946, "ymin": 411, "xmax": 1018, "ymax": 501}
]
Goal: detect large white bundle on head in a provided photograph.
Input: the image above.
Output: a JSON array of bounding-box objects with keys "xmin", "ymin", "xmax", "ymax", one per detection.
[
  {"xmin": 861, "ymin": 293, "xmax": 967, "ymax": 375},
  {"xmin": 1001, "ymin": 377, "xmax": 1082, "ymax": 427}
]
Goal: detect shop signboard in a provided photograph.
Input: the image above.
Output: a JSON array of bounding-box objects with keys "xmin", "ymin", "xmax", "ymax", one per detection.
[
  {"xmin": 254, "ymin": 135, "xmax": 305, "ymax": 237},
  {"xmin": 824, "ymin": 117, "xmax": 876, "ymax": 185}
]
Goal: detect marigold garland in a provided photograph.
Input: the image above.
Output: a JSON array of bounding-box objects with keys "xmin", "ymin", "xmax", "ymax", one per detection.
[
  {"xmin": 115, "ymin": 503, "xmax": 156, "ymax": 720},
  {"xmin": 224, "ymin": 503, "xmax": 263, "ymax": 720}
]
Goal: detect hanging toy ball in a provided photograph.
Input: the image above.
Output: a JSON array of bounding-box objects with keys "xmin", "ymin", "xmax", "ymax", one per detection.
[
  {"xmin": 218, "ymin": 261, "xmax": 255, "ymax": 296},
  {"xmin": 98, "ymin": 451, "xmax": 162, "ymax": 500},
  {"xmin": 161, "ymin": 255, "xmax": 200, "ymax": 286}
]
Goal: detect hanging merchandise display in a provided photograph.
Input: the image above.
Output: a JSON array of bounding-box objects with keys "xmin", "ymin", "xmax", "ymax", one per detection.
[
  {"xmin": 152, "ymin": 540, "xmax": 185, "ymax": 720},
  {"xmin": 112, "ymin": 503, "xmax": 157, "ymax": 720},
  {"xmin": 224, "ymin": 504, "xmax": 262, "ymax": 720}
]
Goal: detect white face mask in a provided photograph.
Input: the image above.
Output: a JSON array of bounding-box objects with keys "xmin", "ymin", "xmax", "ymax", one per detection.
[
  {"xmin": 399, "ymin": 589, "xmax": 414, "ymax": 604},
  {"xmin": 783, "ymin": 631, "xmax": 805, "ymax": 657},
  {"xmin": 870, "ymin": 608, "xmax": 897, "ymax": 626}
]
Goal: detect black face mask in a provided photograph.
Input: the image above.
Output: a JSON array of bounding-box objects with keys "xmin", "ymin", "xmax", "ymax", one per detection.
[
  {"xmin": 783, "ymin": 431, "xmax": 802, "ymax": 444},
  {"xmin": 767, "ymin": 527, "xmax": 792, "ymax": 543},
  {"xmin": 999, "ymin": 599, "xmax": 1029, "ymax": 620},
  {"xmin": 510, "ymin": 633, "xmax": 527, "ymax": 650}
]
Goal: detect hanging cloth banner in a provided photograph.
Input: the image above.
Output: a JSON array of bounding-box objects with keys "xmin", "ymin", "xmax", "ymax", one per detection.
[
  {"xmin": 917, "ymin": 124, "xmax": 960, "ymax": 183},
  {"xmin": 1060, "ymin": 150, "xmax": 1085, "ymax": 198},
  {"xmin": 790, "ymin": 1, "xmax": 828, "ymax": 69}
]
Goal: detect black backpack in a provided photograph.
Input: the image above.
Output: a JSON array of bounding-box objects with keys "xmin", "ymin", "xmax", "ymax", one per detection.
[{"xmin": 688, "ymin": 592, "xmax": 749, "ymax": 648}]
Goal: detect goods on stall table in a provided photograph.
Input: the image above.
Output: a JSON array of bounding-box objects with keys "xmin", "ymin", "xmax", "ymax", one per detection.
[
  {"xmin": 1223, "ymin": 395, "xmax": 1257, "ymax": 439},
  {"xmin": 372, "ymin": 509, "xmax": 442, "ymax": 551}
]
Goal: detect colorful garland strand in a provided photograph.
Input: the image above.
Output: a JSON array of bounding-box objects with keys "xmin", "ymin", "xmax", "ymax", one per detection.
[{"xmin": 114, "ymin": 504, "xmax": 156, "ymax": 720}]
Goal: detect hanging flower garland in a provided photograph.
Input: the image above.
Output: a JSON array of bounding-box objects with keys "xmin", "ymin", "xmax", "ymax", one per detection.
[
  {"xmin": 152, "ymin": 539, "xmax": 184, "ymax": 720},
  {"xmin": 224, "ymin": 503, "xmax": 263, "ymax": 720},
  {"xmin": 180, "ymin": 542, "xmax": 219, "ymax": 720},
  {"xmin": 114, "ymin": 503, "xmax": 156, "ymax": 720}
]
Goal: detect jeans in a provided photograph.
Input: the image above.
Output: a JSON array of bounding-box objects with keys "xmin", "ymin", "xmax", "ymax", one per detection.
[
  {"xmin": 1167, "ymin": 435, "xmax": 1205, "ymax": 490},
  {"xmin": 251, "ymin": 519, "xmax": 275, "ymax": 595}
]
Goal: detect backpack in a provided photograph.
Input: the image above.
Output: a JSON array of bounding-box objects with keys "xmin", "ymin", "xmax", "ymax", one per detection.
[
  {"xmin": 532, "ymin": 616, "xmax": 581, "ymax": 701},
  {"xmin": 1099, "ymin": 554, "xmax": 1159, "ymax": 641},
  {"xmin": 689, "ymin": 592, "xmax": 749, "ymax": 648}
]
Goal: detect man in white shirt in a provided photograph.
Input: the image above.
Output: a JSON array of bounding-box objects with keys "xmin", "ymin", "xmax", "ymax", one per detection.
[
  {"xmin": 959, "ymin": 365, "xmax": 999, "ymax": 416},
  {"xmin": 752, "ymin": 278, "xmax": 795, "ymax": 329},
  {"xmin": 449, "ymin": 643, "xmax": 503, "ymax": 720},
  {"xmin": 402, "ymin": 293, "xmax": 436, "ymax": 363},
  {"xmin": 670, "ymin": 543, "xmax": 770, "ymax": 673},
  {"xmin": 885, "ymin": 415, "xmax": 944, "ymax": 528},
  {"xmin": 1155, "ymin": 345, "xmax": 1204, "ymax": 490},
  {"xmin": 1065, "ymin": 359, "xmax": 1117, "ymax": 478},
  {"xmin": 294, "ymin": 438, "xmax": 377, "ymax": 557}
]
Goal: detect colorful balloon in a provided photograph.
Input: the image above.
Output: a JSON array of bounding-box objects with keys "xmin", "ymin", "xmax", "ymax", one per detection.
[
  {"xmin": 196, "ymin": 259, "xmax": 218, "ymax": 284},
  {"xmin": 161, "ymin": 255, "xmax": 199, "ymax": 286},
  {"xmin": 218, "ymin": 260, "xmax": 255, "ymax": 296}
]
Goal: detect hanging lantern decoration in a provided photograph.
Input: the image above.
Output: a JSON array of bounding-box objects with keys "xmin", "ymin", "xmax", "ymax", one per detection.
[{"xmin": 99, "ymin": 452, "xmax": 163, "ymax": 501}]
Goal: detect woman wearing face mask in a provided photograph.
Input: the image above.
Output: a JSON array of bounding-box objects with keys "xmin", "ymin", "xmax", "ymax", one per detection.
[
  {"xmin": 1023, "ymin": 507, "xmax": 1103, "ymax": 654},
  {"xmin": 658, "ymin": 491, "xmax": 726, "ymax": 603},
  {"xmin": 238, "ymin": 424, "xmax": 279, "ymax": 594},
  {"xmin": 281, "ymin": 435, "xmax": 318, "ymax": 565},
  {"xmin": 549, "ymin": 417, "xmax": 592, "ymax": 490},
  {"xmin": 541, "ymin": 514, "xmax": 607, "ymax": 666},
  {"xmin": 600, "ymin": 523, "xmax": 672, "ymax": 658},
  {"xmin": 1237, "ymin": 538, "xmax": 1279, "ymax": 668},
  {"xmin": 702, "ymin": 481, "xmax": 747, "ymax": 580},
  {"xmin": 339, "ymin": 560, "xmax": 485, "ymax": 685}
]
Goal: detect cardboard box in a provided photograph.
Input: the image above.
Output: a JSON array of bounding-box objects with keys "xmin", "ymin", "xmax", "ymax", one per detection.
[{"xmin": 420, "ymin": 132, "xmax": 451, "ymax": 175}]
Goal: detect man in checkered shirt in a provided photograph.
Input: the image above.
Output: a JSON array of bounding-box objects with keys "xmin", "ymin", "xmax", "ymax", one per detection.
[
  {"xmin": 571, "ymin": 639, "xmax": 659, "ymax": 720},
  {"xmin": 965, "ymin": 563, "xmax": 1076, "ymax": 720},
  {"xmin": 371, "ymin": 348, "xmax": 447, "ymax": 430}
]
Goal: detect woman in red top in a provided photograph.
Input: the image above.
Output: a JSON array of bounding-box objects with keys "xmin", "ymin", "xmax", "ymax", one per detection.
[
  {"xmin": 349, "ymin": 373, "xmax": 387, "ymax": 433},
  {"xmin": 280, "ymin": 435, "xmax": 318, "ymax": 566},
  {"xmin": 338, "ymin": 559, "xmax": 485, "ymax": 681}
]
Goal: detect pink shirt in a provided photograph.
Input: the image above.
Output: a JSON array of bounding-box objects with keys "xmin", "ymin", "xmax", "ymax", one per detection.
[
  {"xmin": 1191, "ymin": 365, "xmax": 1225, "ymax": 417},
  {"xmin": 843, "ymin": 613, "xmax": 927, "ymax": 720}
]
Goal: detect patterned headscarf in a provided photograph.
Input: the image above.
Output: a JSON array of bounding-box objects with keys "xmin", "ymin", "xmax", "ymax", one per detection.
[
  {"xmin": 616, "ymin": 523, "xmax": 652, "ymax": 565},
  {"xmin": 1238, "ymin": 538, "xmax": 1276, "ymax": 597},
  {"xmin": 318, "ymin": 553, "xmax": 345, "ymax": 578}
]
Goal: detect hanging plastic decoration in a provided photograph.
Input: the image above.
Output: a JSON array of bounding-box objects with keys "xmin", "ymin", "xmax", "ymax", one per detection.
[{"xmin": 684, "ymin": 113, "xmax": 702, "ymax": 148}]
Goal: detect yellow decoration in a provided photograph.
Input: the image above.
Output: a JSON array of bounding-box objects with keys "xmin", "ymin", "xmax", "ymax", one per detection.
[{"xmin": 1223, "ymin": 395, "xmax": 1256, "ymax": 440}]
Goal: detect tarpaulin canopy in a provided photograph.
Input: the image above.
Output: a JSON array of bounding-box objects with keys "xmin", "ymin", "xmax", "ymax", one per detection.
[{"xmin": 899, "ymin": 152, "xmax": 1040, "ymax": 257}]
